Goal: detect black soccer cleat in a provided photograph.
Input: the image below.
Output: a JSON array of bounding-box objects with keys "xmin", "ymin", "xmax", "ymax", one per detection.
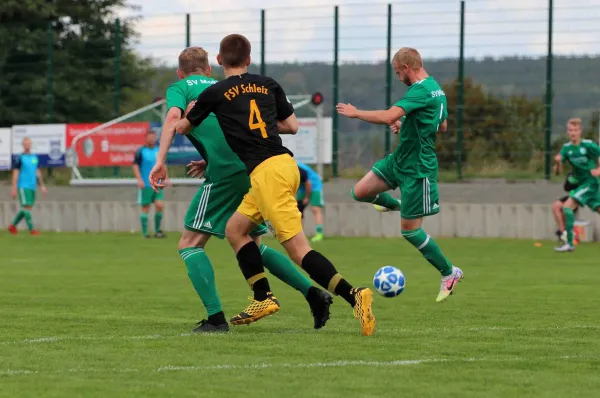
[
  {"xmin": 306, "ymin": 287, "xmax": 333, "ymax": 329},
  {"xmin": 154, "ymin": 231, "xmax": 166, "ymax": 239},
  {"xmin": 192, "ymin": 319, "xmax": 230, "ymax": 334}
]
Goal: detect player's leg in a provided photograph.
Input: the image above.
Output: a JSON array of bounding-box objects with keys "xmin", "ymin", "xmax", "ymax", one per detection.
[
  {"xmin": 9, "ymin": 188, "xmax": 28, "ymax": 234},
  {"xmin": 153, "ymin": 189, "xmax": 165, "ymax": 238},
  {"xmin": 226, "ymin": 211, "xmax": 281, "ymax": 325},
  {"xmin": 178, "ymin": 230, "xmax": 228, "ymax": 333},
  {"xmin": 399, "ymin": 175, "xmax": 462, "ymax": 302},
  {"xmin": 18, "ymin": 189, "xmax": 38, "ymax": 235},
  {"xmin": 310, "ymin": 191, "xmax": 325, "ymax": 242},
  {"xmin": 259, "ymin": 155, "xmax": 374, "ymax": 335},
  {"xmin": 552, "ymin": 196, "xmax": 568, "ymax": 242},
  {"xmin": 556, "ymin": 190, "xmax": 587, "ymax": 252},
  {"xmin": 138, "ymin": 188, "xmax": 152, "ymax": 238},
  {"xmin": 254, "ymin": 235, "xmax": 332, "ymax": 329},
  {"xmin": 352, "ymin": 156, "xmax": 401, "ymax": 211}
]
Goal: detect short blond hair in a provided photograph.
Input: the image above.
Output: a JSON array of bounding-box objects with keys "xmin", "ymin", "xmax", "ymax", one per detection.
[
  {"xmin": 393, "ymin": 47, "xmax": 423, "ymax": 70},
  {"xmin": 567, "ymin": 118, "xmax": 582, "ymax": 129},
  {"xmin": 178, "ymin": 47, "xmax": 209, "ymax": 74}
]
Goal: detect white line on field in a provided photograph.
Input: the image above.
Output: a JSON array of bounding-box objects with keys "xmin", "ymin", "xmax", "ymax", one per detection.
[
  {"xmin": 0, "ymin": 355, "xmax": 596, "ymax": 377},
  {"xmin": 2, "ymin": 325, "xmax": 598, "ymax": 346}
]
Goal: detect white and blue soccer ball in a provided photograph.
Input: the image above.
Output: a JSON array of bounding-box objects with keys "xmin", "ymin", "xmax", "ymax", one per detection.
[{"xmin": 373, "ymin": 266, "xmax": 405, "ymax": 298}]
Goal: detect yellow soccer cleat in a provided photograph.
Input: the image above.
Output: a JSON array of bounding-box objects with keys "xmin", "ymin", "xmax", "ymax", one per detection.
[
  {"xmin": 352, "ymin": 287, "xmax": 376, "ymax": 336},
  {"xmin": 230, "ymin": 294, "xmax": 281, "ymax": 326},
  {"xmin": 373, "ymin": 199, "xmax": 401, "ymax": 213}
]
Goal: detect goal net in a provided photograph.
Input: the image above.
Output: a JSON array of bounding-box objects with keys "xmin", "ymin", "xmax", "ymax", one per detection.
[{"xmin": 68, "ymin": 95, "xmax": 324, "ymax": 186}]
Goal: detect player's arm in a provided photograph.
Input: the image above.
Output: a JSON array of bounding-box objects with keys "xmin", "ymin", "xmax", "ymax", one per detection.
[
  {"xmin": 299, "ymin": 168, "xmax": 312, "ymax": 204},
  {"xmin": 438, "ymin": 119, "xmax": 448, "ymax": 133},
  {"xmin": 11, "ymin": 159, "xmax": 19, "ymax": 198},
  {"xmin": 337, "ymin": 103, "xmax": 405, "ymax": 126},
  {"xmin": 178, "ymin": 87, "xmax": 216, "ymax": 135},
  {"xmin": 588, "ymin": 142, "xmax": 600, "ymax": 177},
  {"xmin": 157, "ymin": 85, "xmax": 188, "ymax": 164},
  {"xmin": 274, "ymin": 80, "xmax": 298, "ymax": 134},
  {"xmin": 132, "ymin": 149, "xmax": 144, "ymax": 188},
  {"xmin": 36, "ymin": 168, "xmax": 47, "ymax": 194}
]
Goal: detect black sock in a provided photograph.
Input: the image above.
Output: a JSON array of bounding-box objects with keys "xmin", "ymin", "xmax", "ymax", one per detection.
[
  {"xmin": 236, "ymin": 241, "xmax": 270, "ymax": 300},
  {"xmin": 334, "ymin": 279, "xmax": 356, "ymax": 307},
  {"xmin": 301, "ymin": 250, "xmax": 355, "ymax": 306},
  {"xmin": 208, "ymin": 311, "xmax": 226, "ymax": 325}
]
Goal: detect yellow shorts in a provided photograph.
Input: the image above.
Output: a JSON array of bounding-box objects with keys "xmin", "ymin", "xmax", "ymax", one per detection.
[{"xmin": 237, "ymin": 154, "xmax": 302, "ymax": 242}]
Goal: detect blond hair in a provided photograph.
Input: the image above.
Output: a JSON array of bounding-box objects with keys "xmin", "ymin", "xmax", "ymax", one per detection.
[
  {"xmin": 393, "ymin": 47, "xmax": 423, "ymax": 70},
  {"xmin": 178, "ymin": 47, "xmax": 209, "ymax": 74},
  {"xmin": 567, "ymin": 118, "xmax": 582, "ymax": 129}
]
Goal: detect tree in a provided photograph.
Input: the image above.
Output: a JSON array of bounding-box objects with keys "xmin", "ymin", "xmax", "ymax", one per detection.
[{"xmin": 0, "ymin": 0, "xmax": 152, "ymax": 126}]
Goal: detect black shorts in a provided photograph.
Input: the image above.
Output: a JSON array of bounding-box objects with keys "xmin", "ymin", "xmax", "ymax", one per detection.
[{"xmin": 297, "ymin": 200, "xmax": 306, "ymax": 218}]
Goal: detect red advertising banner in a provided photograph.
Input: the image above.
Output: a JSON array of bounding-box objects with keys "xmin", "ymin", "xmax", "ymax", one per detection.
[{"xmin": 66, "ymin": 122, "xmax": 150, "ymax": 166}]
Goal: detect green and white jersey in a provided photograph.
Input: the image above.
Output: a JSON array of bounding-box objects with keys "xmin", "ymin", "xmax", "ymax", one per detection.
[
  {"xmin": 559, "ymin": 139, "xmax": 600, "ymax": 185},
  {"xmin": 166, "ymin": 75, "xmax": 245, "ymax": 181},
  {"xmin": 393, "ymin": 76, "xmax": 447, "ymax": 178}
]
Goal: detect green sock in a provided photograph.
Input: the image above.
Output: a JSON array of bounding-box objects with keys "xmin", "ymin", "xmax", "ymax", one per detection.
[
  {"xmin": 23, "ymin": 210, "xmax": 34, "ymax": 231},
  {"xmin": 179, "ymin": 248, "xmax": 222, "ymax": 316},
  {"xmin": 316, "ymin": 224, "xmax": 324, "ymax": 235},
  {"xmin": 140, "ymin": 213, "xmax": 149, "ymax": 236},
  {"xmin": 351, "ymin": 188, "xmax": 400, "ymax": 210},
  {"xmin": 260, "ymin": 244, "xmax": 312, "ymax": 297},
  {"xmin": 155, "ymin": 212, "xmax": 163, "ymax": 233},
  {"xmin": 563, "ymin": 207, "xmax": 575, "ymax": 246},
  {"xmin": 402, "ymin": 228, "xmax": 453, "ymax": 276},
  {"xmin": 12, "ymin": 210, "xmax": 25, "ymax": 226}
]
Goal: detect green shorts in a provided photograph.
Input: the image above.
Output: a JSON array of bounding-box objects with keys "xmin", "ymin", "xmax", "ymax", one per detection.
[
  {"xmin": 372, "ymin": 154, "xmax": 440, "ymax": 220},
  {"xmin": 184, "ymin": 171, "xmax": 268, "ymax": 238},
  {"xmin": 18, "ymin": 188, "xmax": 36, "ymax": 207},
  {"xmin": 570, "ymin": 182, "xmax": 600, "ymax": 210},
  {"xmin": 296, "ymin": 189, "xmax": 325, "ymax": 207},
  {"xmin": 137, "ymin": 188, "xmax": 164, "ymax": 206}
]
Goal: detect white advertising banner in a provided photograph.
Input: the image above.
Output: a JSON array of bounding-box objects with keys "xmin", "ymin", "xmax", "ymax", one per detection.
[
  {"xmin": 0, "ymin": 128, "xmax": 11, "ymax": 170},
  {"xmin": 11, "ymin": 124, "xmax": 67, "ymax": 167},
  {"xmin": 280, "ymin": 117, "xmax": 332, "ymax": 164}
]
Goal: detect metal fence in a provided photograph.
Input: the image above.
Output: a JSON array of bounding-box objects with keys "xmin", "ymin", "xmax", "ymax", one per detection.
[{"xmin": 2, "ymin": 0, "xmax": 599, "ymax": 181}]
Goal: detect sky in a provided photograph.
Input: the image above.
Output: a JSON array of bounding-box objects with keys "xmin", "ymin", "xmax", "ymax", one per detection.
[{"xmin": 118, "ymin": 0, "xmax": 600, "ymax": 66}]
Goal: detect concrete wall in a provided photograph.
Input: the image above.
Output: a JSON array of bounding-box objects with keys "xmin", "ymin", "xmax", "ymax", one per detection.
[{"xmin": 2, "ymin": 200, "xmax": 599, "ymax": 241}]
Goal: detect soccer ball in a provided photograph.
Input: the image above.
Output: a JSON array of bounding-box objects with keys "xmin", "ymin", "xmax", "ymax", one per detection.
[{"xmin": 373, "ymin": 266, "xmax": 405, "ymax": 298}]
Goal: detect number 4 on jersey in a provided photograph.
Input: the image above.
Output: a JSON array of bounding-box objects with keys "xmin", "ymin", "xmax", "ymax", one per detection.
[{"xmin": 249, "ymin": 99, "xmax": 268, "ymax": 138}]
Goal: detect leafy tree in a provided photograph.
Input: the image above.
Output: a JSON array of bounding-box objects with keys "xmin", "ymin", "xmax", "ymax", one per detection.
[{"xmin": 0, "ymin": 0, "xmax": 152, "ymax": 126}]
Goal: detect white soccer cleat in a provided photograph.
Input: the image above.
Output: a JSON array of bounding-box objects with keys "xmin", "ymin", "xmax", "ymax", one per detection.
[
  {"xmin": 373, "ymin": 199, "xmax": 401, "ymax": 212},
  {"xmin": 436, "ymin": 266, "xmax": 464, "ymax": 303},
  {"xmin": 560, "ymin": 231, "xmax": 568, "ymax": 244},
  {"xmin": 554, "ymin": 243, "xmax": 575, "ymax": 253}
]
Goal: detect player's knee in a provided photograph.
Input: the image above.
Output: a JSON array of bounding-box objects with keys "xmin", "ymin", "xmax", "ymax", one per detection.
[
  {"xmin": 552, "ymin": 201, "xmax": 562, "ymax": 212},
  {"xmin": 140, "ymin": 205, "xmax": 150, "ymax": 213},
  {"xmin": 178, "ymin": 231, "xmax": 208, "ymax": 250},
  {"xmin": 155, "ymin": 202, "xmax": 164, "ymax": 212},
  {"xmin": 351, "ymin": 187, "xmax": 364, "ymax": 201}
]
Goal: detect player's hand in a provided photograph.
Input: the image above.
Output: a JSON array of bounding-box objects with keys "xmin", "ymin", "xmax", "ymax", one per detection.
[
  {"xmin": 184, "ymin": 101, "xmax": 196, "ymax": 117},
  {"xmin": 149, "ymin": 162, "xmax": 168, "ymax": 192},
  {"xmin": 137, "ymin": 179, "xmax": 145, "ymax": 189},
  {"xmin": 11, "ymin": 187, "xmax": 17, "ymax": 199},
  {"xmin": 390, "ymin": 121, "xmax": 401, "ymax": 134},
  {"xmin": 591, "ymin": 168, "xmax": 600, "ymax": 177},
  {"xmin": 302, "ymin": 197, "xmax": 310, "ymax": 206},
  {"xmin": 554, "ymin": 154, "xmax": 562, "ymax": 163},
  {"xmin": 336, "ymin": 103, "xmax": 358, "ymax": 118},
  {"xmin": 40, "ymin": 185, "xmax": 48, "ymax": 195},
  {"xmin": 186, "ymin": 160, "xmax": 207, "ymax": 179}
]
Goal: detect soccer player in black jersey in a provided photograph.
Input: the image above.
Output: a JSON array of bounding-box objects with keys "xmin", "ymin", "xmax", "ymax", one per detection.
[{"xmin": 175, "ymin": 34, "xmax": 375, "ymax": 336}]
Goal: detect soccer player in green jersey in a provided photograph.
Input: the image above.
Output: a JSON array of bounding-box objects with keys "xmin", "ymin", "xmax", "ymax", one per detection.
[
  {"xmin": 148, "ymin": 47, "xmax": 332, "ymax": 332},
  {"xmin": 337, "ymin": 47, "xmax": 464, "ymax": 303},
  {"xmin": 554, "ymin": 118, "xmax": 600, "ymax": 252}
]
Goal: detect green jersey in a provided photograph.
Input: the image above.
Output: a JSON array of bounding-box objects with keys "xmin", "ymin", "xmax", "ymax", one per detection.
[
  {"xmin": 559, "ymin": 139, "xmax": 600, "ymax": 185},
  {"xmin": 166, "ymin": 75, "xmax": 245, "ymax": 181},
  {"xmin": 393, "ymin": 76, "xmax": 447, "ymax": 178}
]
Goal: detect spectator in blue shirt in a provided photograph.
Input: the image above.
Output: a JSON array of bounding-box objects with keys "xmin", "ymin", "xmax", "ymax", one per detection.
[
  {"xmin": 296, "ymin": 162, "xmax": 325, "ymax": 242},
  {"xmin": 9, "ymin": 137, "xmax": 47, "ymax": 235}
]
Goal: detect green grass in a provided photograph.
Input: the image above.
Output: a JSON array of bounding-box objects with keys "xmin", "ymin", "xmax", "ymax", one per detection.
[{"xmin": 1, "ymin": 233, "xmax": 600, "ymax": 397}]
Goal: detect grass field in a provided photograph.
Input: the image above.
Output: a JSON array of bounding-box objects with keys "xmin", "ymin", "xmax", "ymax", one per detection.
[{"xmin": 2, "ymin": 233, "xmax": 600, "ymax": 397}]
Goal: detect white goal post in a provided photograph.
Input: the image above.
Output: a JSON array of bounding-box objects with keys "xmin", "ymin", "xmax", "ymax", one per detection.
[{"xmin": 68, "ymin": 95, "xmax": 324, "ymax": 186}]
